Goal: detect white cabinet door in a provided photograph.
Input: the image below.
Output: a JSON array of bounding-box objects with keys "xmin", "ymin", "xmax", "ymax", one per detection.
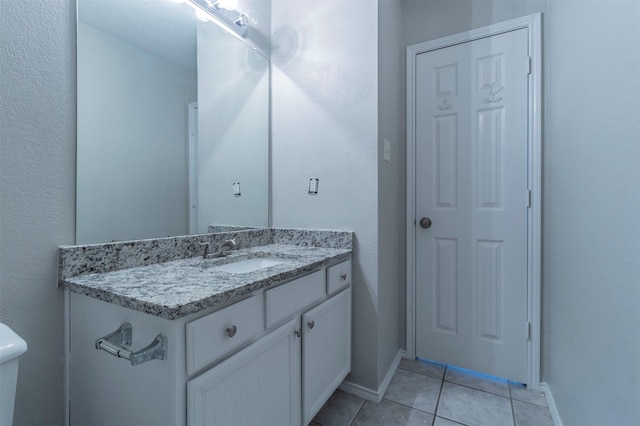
[
  {"xmin": 187, "ymin": 318, "xmax": 301, "ymax": 426},
  {"xmin": 302, "ymin": 288, "xmax": 351, "ymax": 425}
]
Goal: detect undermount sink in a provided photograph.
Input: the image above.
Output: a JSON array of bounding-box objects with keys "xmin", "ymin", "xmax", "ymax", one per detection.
[{"xmin": 211, "ymin": 257, "xmax": 286, "ymax": 274}]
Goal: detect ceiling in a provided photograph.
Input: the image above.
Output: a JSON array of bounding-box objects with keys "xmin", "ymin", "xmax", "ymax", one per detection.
[{"xmin": 78, "ymin": 0, "xmax": 198, "ymax": 70}]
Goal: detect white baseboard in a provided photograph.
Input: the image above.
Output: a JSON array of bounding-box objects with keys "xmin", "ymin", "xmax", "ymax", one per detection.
[
  {"xmin": 540, "ymin": 382, "xmax": 563, "ymax": 426},
  {"xmin": 339, "ymin": 349, "xmax": 405, "ymax": 403}
]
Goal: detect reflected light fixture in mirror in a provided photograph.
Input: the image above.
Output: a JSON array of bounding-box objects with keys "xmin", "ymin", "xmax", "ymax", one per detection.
[
  {"xmin": 183, "ymin": 0, "xmax": 248, "ymax": 38},
  {"xmin": 216, "ymin": 0, "xmax": 238, "ymax": 10}
]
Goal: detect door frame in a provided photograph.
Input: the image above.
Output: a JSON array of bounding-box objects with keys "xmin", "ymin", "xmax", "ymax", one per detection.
[{"xmin": 405, "ymin": 13, "xmax": 542, "ymax": 389}]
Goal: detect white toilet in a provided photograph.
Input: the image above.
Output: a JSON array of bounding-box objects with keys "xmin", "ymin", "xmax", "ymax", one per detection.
[{"xmin": 0, "ymin": 323, "xmax": 27, "ymax": 426}]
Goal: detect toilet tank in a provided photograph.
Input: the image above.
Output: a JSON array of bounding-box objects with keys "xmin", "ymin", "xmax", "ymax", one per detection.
[{"xmin": 0, "ymin": 323, "xmax": 28, "ymax": 426}]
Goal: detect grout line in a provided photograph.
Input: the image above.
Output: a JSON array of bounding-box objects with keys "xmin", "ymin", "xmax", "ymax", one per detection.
[
  {"xmin": 348, "ymin": 398, "xmax": 366, "ymax": 426},
  {"xmin": 382, "ymin": 397, "xmax": 437, "ymax": 416},
  {"xmin": 509, "ymin": 382, "xmax": 518, "ymax": 426},
  {"xmin": 441, "ymin": 379, "xmax": 512, "ymax": 399},
  {"xmin": 431, "ymin": 365, "xmax": 447, "ymax": 425},
  {"xmin": 450, "ymin": 418, "xmax": 471, "ymax": 425},
  {"xmin": 437, "ymin": 415, "xmax": 469, "ymax": 426},
  {"xmin": 441, "ymin": 366, "xmax": 511, "ymax": 399},
  {"xmin": 397, "ymin": 366, "xmax": 446, "ymax": 381}
]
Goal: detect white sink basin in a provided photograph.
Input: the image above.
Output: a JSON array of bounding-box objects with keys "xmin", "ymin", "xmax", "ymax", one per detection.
[{"xmin": 212, "ymin": 257, "xmax": 286, "ymax": 274}]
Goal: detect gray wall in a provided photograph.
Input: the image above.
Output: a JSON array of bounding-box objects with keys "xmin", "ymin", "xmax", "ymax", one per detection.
[
  {"xmin": 0, "ymin": 0, "xmax": 75, "ymax": 424},
  {"xmin": 403, "ymin": 0, "xmax": 546, "ymax": 47},
  {"xmin": 377, "ymin": 0, "xmax": 406, "ymax": 383},
  {"xmin": 271, "ymin": 0, "xmax": 407, "ymax": 393},
  {"xmin": 402, "ymin": 0, "xmax": 640, "ymax": 424},
  {"xmin": 544, "ymin": 1, "xmax": 639, "ymax": 424},
  {"xmin": 270, "ymin": 0, "xmax": 381, "ymax": 390}
]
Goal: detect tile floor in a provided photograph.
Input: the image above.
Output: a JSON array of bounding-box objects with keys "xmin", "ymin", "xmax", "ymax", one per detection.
[{"xmin": 312, "ymin": 359, "xmax": 554, "ymax": 426}]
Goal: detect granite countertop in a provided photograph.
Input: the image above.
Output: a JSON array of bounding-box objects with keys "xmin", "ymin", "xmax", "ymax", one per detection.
[{"xmin": 62, "ymin": 244, "xmax": 351, "ymax": 320}]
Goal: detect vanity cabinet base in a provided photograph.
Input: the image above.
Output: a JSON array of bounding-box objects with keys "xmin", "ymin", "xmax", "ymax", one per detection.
[{"xmin": 66, "ymin": 260, "xmax": 352, "ymax": 426}]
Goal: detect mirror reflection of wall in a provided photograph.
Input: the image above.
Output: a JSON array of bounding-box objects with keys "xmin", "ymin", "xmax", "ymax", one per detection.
[
  {"xmin": 196, "ymin": 22, "xmax": 269, "ymax": 234},
  {"xmin": 76, "ymin": 0, "xmax": 269, "ymax": 244}
]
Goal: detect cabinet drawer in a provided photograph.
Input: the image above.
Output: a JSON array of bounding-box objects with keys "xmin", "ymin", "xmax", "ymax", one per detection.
[
  {"xmin": 327, "ymin": 260, "xmax": 352, "ymax": 294},
  {"xmin": 186, "ymin": 295, "xmax": 262, "ymax": 375},
  {"xmin": 265, "ymin": 270, "xmax": 325, "ymax": 328}
]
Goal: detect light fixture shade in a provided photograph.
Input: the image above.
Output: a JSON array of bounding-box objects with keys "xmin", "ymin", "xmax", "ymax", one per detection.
[
  {"xmin": 187, "ymin": 0, "xmax": 248, "ymax": 38},
  {"xmin": 216, "ymin": 0, "xmax": 238, "ymax": 11}
]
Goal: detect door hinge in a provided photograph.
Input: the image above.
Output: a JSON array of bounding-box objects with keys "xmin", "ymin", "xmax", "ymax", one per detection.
[
  {"xmin": 526, "ymin": 189, "xmax": 532, "ymax": 207},
  {"xmin": 527, "ymin": 56, "xmax": 532, "ymax": 75},
  {"xmin": 527, "ymin": 322, "xmax": 532, "ymax": 340}
]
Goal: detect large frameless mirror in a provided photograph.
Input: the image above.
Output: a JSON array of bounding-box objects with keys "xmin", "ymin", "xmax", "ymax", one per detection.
[{"xmin": 76, "ymin": 0, "xmax": 269, "ymax": 244}]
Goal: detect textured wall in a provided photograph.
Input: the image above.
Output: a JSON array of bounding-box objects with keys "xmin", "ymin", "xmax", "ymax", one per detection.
[
  {"xmin": 403, "ymin": 0, "xmax": 546, "ymax": 47},
  {"xmin": 544, "ymin": 1, "xmax": 640, "ymax": 423},
  {"xmin": 271, "ymin": 0, "xmax": 380, "ymax": 390},
  {"xmin": 0, "ymin": 0, "xmax": 76, "ymax": 424}
]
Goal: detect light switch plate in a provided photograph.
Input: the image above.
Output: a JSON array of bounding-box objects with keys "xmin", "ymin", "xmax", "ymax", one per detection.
[{"xmin": 308, "ymin": 178, "xmax": 319, "ymax": 195}]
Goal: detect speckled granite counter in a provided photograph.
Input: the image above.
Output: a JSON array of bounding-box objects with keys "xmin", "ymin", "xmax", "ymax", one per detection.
[{"xmin": 59, "ymin": 229, "xmax": 352, "ymax": 320}]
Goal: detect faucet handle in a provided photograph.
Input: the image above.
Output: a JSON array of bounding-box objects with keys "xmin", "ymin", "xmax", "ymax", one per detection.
[{"xmin": 199, "ymin": 242, "xmax": 211, "ymax": 256}]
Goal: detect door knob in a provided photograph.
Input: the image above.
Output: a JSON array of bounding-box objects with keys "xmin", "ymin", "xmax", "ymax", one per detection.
[{"xmin": 419, "ymin": 217, "xmax": 432, "ymax": 229}]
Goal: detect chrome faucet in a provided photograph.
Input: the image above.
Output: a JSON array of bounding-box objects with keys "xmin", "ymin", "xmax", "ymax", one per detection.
[{"xmin": 201, "ymin": 239, "xmax": 238, "ymax": 259}]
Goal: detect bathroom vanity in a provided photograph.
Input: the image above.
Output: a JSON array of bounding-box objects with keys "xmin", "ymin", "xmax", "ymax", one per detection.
[{"xmin": 60, "ymin": 229, "xmax": 352, "ymax": 426}]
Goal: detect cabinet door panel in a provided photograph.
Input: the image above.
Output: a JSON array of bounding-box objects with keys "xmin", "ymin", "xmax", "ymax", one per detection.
[
  {"xmin": 187, "ymin": 318, "xmax": 301, "ymax": 426},
  {"xmin": 302, "ymin": 288, "xmax": 351, "ymax": 424}
]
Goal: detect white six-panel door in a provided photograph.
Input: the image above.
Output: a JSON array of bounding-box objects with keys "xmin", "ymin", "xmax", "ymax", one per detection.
[{"xmin": 415, "ymin": 28, "xmax": 530, "ymax": 383}]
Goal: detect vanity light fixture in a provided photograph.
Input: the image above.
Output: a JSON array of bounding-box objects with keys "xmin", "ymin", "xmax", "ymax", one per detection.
[
  {"xmin": 186, "ymin": 0, "xmax": 249, "ymax": 38},
  {"xmin": 215, "ymin": 0, "xmax": 238, "ymax": 10}
]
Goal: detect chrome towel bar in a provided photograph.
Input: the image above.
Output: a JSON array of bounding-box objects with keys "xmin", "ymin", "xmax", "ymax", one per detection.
[{"xmin": 95, "ymin": 322, "xmax": 167, "ymax": 366}]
